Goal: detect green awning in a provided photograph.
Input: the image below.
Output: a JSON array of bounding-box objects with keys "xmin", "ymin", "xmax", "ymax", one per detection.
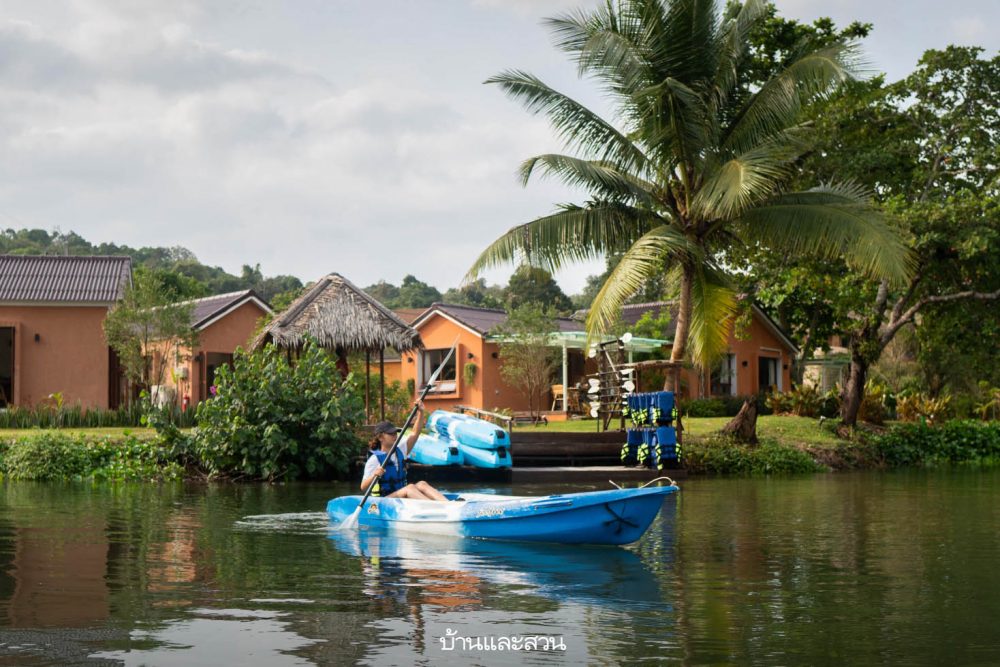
[{"xmin": 486, "ymin": 330, "xmax": 670, "ymax": 353}]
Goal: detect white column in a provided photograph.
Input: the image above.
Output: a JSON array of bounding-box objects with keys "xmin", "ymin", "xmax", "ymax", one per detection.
[{"xmin": 562, "ymin": 343, "xmax": 569, "ymax": 413}]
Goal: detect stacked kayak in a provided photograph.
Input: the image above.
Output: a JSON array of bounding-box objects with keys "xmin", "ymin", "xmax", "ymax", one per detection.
[
  {"xmin": 422, "ymin": 410, "xmax": 512, "ymax": 469},
  {"xmin": 408, "ymin": 433, "xmax": 463, "ymax": 466},
  {"xmin": 327, "ymin": 484, "xmax": 678, "ymax": 546}
]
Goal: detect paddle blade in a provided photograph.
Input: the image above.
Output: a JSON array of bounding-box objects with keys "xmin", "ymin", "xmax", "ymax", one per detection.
[
  {"xmin": 623, "ymin": 380, "xmax": 636, "ymax": 392},
  {"xmin": 590, "ymin": 408, "xmax": 599, "ymax": 418},
  {"xmin": 336, "ymin": 507, "xmax": 361, "ymax": 531}
]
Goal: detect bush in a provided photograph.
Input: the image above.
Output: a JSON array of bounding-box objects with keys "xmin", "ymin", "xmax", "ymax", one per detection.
[
  {"xmin": 0, "ymin": 432, "xmax": 182, "ymax": 481},
  {"xmin": 896, "ymin": 393, "xmax": 951, "ymax": 424},
  {"xmin": 0, "ymin": 401, "xmax": 196, "ymax": 429},
  {"xmin": 190, "ymin": 340, "xmax": 365, "ymax": 481},
  {"xmin": 683, "ymin": 436, "xmax": 824, "ymax": 474},
  {"xmin": 859, "ymin": 379, "xmax": 891, "ymax": 424},
  {"xmin": 870, "ymin": 420, "xmax": 1000, "ymax": 467}
]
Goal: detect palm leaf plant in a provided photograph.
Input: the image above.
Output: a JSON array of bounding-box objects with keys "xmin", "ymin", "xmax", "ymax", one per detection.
[{"xmin": 466, "ymin": 0, "xmax": 911, "ymax": 386}]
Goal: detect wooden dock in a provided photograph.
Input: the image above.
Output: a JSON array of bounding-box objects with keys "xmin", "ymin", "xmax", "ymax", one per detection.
[{"xmin": 405, "ymin": 429, "xmax": 683, "ymax": 484}]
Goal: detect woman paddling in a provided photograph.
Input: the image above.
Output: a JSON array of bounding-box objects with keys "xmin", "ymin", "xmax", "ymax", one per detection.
[{"xmin": 361, "ymin": 402, "xmax": 448, "ymax": 501}]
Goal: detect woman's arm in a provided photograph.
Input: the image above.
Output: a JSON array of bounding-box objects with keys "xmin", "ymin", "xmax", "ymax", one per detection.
[
  {"xmin": 360, "ymin": 457, "xmax": 384, "ymax": 491},
  {"xmin": 405, "ymin": 401, "xmax": 426, "ymax": 449}
]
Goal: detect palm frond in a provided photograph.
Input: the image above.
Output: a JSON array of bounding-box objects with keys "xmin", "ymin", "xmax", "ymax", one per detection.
[
  {"xmin": 465, "ymin": 202, "xmax": 655, "ymax": 281},
  {"xmin": 547, "ymin": 6, "xmax": 651, "ymax": 98},
  {"xmin": 712, "ymin": 0, "xmax": 770, "ymax": 109},
  {"xmin": 485, "ymin": 70, "xmax": 650, "ymax": 171},
  {"xmin": 519, "ymin": 154, "xmax": 658, "ymax": 207},
  {"xmin": 585, "ymin": 224, "xmax": 699, "ymax": 338},
  {"xmin": 687, "ymin": 265, "xmax": 739, "ymax": 369},
  {"xmin": 723, "ymin": 42, "xmax": 862, "ymax": 156},
  {"xmin": 691, "ymin": 127, "xmax": 811, "ymax": 220},
  {"xmin": 737, "ymin": 183, "xmax": 914, "ymax": 284}
]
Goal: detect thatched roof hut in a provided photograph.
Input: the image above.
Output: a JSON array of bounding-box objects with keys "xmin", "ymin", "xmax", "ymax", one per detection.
[
  {"xmin": 253, "ymin": 273, "xmax": 422, "ymax": 421},
  {"xmin": 252, "ymin": 272, "xmax": 422, "ymax": 354}
]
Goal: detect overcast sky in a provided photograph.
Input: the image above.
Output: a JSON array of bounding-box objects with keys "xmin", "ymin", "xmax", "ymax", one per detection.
[{"xmin": 0, "ymin": 0, "xmax": 996, "ymax": 295}]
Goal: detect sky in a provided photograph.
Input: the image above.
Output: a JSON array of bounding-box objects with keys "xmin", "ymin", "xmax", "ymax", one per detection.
[{"xmin": 0, "ymin": 0, "xmax": 996, "ymax": 295}]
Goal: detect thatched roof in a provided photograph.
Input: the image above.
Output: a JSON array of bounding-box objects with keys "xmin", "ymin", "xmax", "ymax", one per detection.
[{"xmin": 252, "ymin": 273, "xmax": 422, "ymax": 353}]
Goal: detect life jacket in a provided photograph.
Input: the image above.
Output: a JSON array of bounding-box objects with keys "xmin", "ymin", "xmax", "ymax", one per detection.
[{"xmin": 370, "ymin": 448, "xmax": 407, "ymax": 497}]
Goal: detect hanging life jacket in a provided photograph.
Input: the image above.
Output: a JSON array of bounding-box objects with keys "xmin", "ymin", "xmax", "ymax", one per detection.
[{"xmin": 370, "ymin": 448, "xmax": 407, "ymax": 497}]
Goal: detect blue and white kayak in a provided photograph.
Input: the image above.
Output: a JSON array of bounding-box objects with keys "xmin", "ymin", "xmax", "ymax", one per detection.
[
  {"xmin": 428, "ymin": 410, "xmax": 510, "ymax": 450},
  {"xmin": 456, "ymin": 442, "xmax": 511, "ymax": 469},
  {"xmin": 327, "ymin": 485, "xmax": 678, "ymax": 546},
  {"xmin": 408, "ymin": 433, "xmax": 463, "ymax": 466}
]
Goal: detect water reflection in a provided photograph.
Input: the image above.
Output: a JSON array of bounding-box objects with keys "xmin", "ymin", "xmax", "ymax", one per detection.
[
  {"xmin": 91, "ymin": 608, "xmax": 322, "ymax": 666},
  {"xmin": 327, "ymin": 524, "xmax": 668, "ymax": 610}
]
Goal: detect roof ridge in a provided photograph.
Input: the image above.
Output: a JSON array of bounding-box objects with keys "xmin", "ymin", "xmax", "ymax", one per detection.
[
  {"xmin": 0, "ymin": 254, "xmax": 131, "ymax": 261},
  {"xmin": 173, "ymin": 289, "xmax": 252, "ymax": 306}
]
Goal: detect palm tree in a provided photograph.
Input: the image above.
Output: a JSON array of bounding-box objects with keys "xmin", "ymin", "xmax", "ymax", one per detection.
[{"xmin": 466, "ymin": 0, "xmax": 910, "ymax": 390}]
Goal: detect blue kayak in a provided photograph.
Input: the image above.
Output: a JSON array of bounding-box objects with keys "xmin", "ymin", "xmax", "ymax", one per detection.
[
  {"xmin": 327, "ymin": 484, "xmax": 678, "ymax": 546},
  {"xmin": 408, "ymin": 433, "xmax": 463, "ymax": 466},
  {"xmin": 428, "ymin": 410, "xmax": 510, "ymax": 450},
  {"xmin": 455, "ymin": 442, "xmax": 511, "ymax": 469}
]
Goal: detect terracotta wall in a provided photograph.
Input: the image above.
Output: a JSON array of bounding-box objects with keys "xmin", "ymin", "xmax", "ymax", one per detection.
[
  {"xmin": 398, "ymin": 315, "xmax": 553, "ymax": 414},
  {"xmin": 678, "ymin": 315, "xmax": 793, "ymax": 399},
  {"xmin": 0, "ymin": 305, "xmax": 112, "ymax": 408},
  {"xmin": 159, "ymin": 301, "xmax": 269, "ymax": 407}
]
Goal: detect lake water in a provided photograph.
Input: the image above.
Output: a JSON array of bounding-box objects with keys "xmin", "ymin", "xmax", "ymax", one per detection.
[{"xmin": 0, "ymin": 471, "xmax": 997, "ymax": 665}]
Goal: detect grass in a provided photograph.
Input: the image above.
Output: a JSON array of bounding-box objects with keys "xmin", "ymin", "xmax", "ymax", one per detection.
[
  {"xmin": 0, "ymin": 427, "xmax": 161, "ymax": 440},
  {"xmin": 515, "ymin": 415, "xmax": 842, "ymax": 448}
]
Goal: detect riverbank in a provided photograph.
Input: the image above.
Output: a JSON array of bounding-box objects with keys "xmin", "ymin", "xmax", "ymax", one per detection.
[{"xmin": 0, "ymin": 418, "xmax": 997, "ymax": 480}]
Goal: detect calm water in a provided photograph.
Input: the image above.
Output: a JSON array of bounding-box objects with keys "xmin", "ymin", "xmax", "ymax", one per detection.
[{"xmin": 0, "ymin": 471, "xmax": 997, "ymax": 666}]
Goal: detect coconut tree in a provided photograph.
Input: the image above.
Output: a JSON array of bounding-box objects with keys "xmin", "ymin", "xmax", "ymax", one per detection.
[{"xmin": 466, "ymin": 0, "xmax": 911, "ymax": 390}]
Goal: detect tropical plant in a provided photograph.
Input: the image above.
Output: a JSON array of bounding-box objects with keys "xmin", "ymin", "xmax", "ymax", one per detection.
[
  {"xmin": 466, "ymin": 0, "xmax": 909, "ymax": 392},
  {"xmin": 190, "ymin": 340, "xmax": 365, "ymax": 481},
  {"xmin": 495, "ymin": 304, "xmax": 560, "ymax": 420}
]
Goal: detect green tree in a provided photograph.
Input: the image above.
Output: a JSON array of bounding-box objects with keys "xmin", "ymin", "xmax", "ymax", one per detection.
[
  {"xmin": 750, "ymin": 46, "xmax": 1000, "ymax": 425},
  {"xmin": 396, "ymin": 275, "xmax": 442, "ymax": 308},
  {"xmin": 441, "ymin": 278, "xmax": 506, "ymax": 309},
  {"xmin": 363, "ymin": 280, "xmax": 401, "ymax": 307},
  {"xmin": 495, "ymin": 304, "xmax": 560, "ymax": 420},
  {"xmin": 505, "ymin": 265, "xmax": 573, "ymax": 313},
  {"xmin": 103, "ymin": 269, "xmax": 200, "ymax": 400},
  {"xmin": 467, "ymin": 0, "xmax": 908, "ymax": 395}
]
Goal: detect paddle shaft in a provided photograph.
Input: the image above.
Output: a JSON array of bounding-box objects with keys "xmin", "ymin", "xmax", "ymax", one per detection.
[{"xmin": 356, "ymin": 337, "xmax": 459, "ymax": 508}]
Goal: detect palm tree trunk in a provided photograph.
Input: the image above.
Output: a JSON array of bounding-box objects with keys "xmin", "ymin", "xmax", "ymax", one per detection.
[{"xmin": 666, "ymin": 264, "xmax": 694, "ymax": 394}]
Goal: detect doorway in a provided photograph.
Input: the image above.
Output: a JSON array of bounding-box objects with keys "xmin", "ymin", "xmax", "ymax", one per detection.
[
  {"xmin": 205, "ymin": 353, "xmax": 234, "ymax": 398},
  {"xmin": 0, "ymin": 328, "xmax": 13, "ymax": 406},
  {"xmin": 758, "ymin": 356, "xmax": 779, "ymax": 393}
]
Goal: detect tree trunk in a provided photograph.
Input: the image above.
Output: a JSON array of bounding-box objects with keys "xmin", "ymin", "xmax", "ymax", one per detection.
[
  {"xmin": 665, "ymin": 264, "xmax": 694, "ymax": 394},
  {"xmin": 721, "ymin": 397, "xmax": 758, "ymax": 445},
  {"xmin": 840, "ymin": 354, "xmax": 869, "ymax": 427}
]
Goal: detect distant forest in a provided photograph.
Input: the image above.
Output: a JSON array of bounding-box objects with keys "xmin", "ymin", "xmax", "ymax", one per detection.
[{"xmin": 0, "ymin": 228, "xmax": 661, "ymax": 315}]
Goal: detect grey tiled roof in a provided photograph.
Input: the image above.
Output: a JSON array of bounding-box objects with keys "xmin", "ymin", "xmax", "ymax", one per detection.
[
  {"xmin": 0, "ymin": 255, "xmax": 132, "ymax": 303},
  {"xmin": 174, "ymin": 290, "xmax": 272, "ymax": 329},
  {"xmin": 415, "ymin": 303, "xmax": 584, "ymax": 335}
]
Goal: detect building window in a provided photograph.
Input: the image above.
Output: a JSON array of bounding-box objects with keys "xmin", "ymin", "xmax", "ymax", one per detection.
[
  {"xmin": 710, "ymin": 353, "xmax": 737, "ymax": 396},
  {"xmin": 758, "ymin": 356, "xmax": 780, "ymax": 393},
  {"xmin": 421, "ymin": 347, "xmax": 457, "ymax": 393}
]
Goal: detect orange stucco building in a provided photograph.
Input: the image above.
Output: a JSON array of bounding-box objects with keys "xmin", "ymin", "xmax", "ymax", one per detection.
[
  {"xmin": 155, "ymin": 290, "xmax": 272, "ymax": 408},
  {"xmin": 385, "ymin": 301, "xmax": 797, "ymax": 414},
  {"xmin": 0, "ymin": 255, "xmax": 132, "ymax": 409}
]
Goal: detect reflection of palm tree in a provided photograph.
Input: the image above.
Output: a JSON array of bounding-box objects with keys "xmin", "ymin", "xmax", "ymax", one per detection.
[{"xmin": 468, "ymin": 0, "xmax": 909, "ymax": 378}]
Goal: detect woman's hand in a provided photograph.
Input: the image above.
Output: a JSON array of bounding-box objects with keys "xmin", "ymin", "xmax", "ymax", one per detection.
[{"xmin": 374, "ymin": 466, "xmax": 385, "ymax": 478}]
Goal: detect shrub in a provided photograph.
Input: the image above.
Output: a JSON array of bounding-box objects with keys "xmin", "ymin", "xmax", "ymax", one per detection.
[
  {"xmin": 896, "ymin": 393, "xmax": 952, "ymax": 424},
  {"xmin": 0, "ymin": 432, "xmax": 182, "ymax": 481},
  {"xmin": 767, "ymin": 385, "xmax": 825, "ymax": 417},
  {"xmin": 870, "ymin": 420, "xmax": 1000, "ymax": 467},
  {"xmin": 683, "ymin": 436, "xmax": 824, "ymax": 475},
  {"xmin": 859, "ymin": 379, "xmax": 891, "ymax": 425},
  {"xmin": 190, "ymin": 340, "xmax": 365, "ymax": 481}
]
